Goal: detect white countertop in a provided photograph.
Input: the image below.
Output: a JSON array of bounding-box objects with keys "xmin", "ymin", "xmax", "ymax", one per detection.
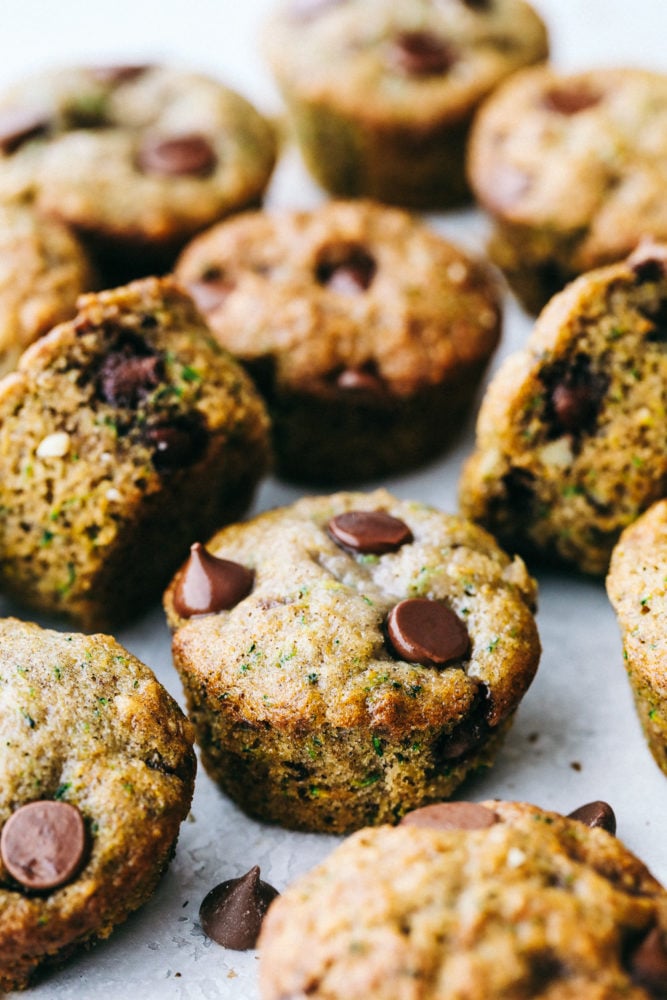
[{"xmin": 1, "ymin": 2, "xmax": 667, "ymax": 997}]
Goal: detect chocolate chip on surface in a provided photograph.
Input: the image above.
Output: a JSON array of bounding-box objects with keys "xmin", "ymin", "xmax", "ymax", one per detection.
[
  {"xmin": 1, "ymin": 800, "xmax": 87, "ymax": 891},
  {"xmin": 627, "ymin": 241, "xmax": 667, "ymax": 283},
  {"xmin": 136, "ymin": 133, "xmax": 217, "ymax": 177},
  {"xmin": 400, "ymin": 801, "xmax": 498, "ymax": 830},
  {"xmin": 199, "ymin": 866, "xmax": 279, "ymax": 950},
  {"xmin": 389, "ymin": 31, "xmax": 456, "ymax": 76},
  {"xmin": 543, "ymin": 86, "xmax": 601, "ymax": 115},
  {"xmin": 315, "ymin": 245, "xmax": 376, "ymax": 293},
  {"xmin": 328, "ymin": 511, "xmax": 413, "ymax": 554},
  {"xmin": 0, "ymin": 108, "xmax": 49, "ymax": 154},
  {"xmin": 147, "ymin": 416, "xmax": 208, "ymax": 470},
  {"xmin": 174, "ymin": 542, "xmax": 254, "ymax": 617},
  {"xmin": 567, "ymin": 800, "xmax": 616, "ymax": 835},
  {"xmin": 629, "ymin": 926, "xmax": 667, "ymax": 995},
  {"xmin": 386, "ymin": 598, "xmax": 469, "ymax": 666}
]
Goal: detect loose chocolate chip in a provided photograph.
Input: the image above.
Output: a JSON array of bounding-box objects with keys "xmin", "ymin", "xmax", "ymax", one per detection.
[
  {"xmin": 147, "ymin": 415, "xmax": 208, "ymax": 470},
  {"xmin": 629, "ymin": 926, "xmax": 667, "ymax": 995},
  {"xmin": 0, "ymin": 108, "xmax": 50, "ymax": 154},
  {"xmin": 386, "ymin": 598, "xmax": 469, "ymax": 667},
  {"xmin": 1, "ymin": 800, "xmax": 87, "ymax": 891},
  {"xmin": 389, "ymin": 31, "xmax": 456, "ymax": 76},
  {"xmin": 98, "ymin": 336, "xmax": 163, "ymax": 407},
  {"xmin": 199, "ymin": 866, "xmax": 279, "ymax": 950},
  {"xmin": 543, "ymin": 86, "xmax": 601, "ymax": 115},
  {"xmin": 328, "ymin": 510, "xmax": 412, "ymax": 554},
  {"xmin": 137, "ymin": 133, "xmax": 217, "ymax": 177},
  {"xmin": 173, "ymin": 542, "xmax": 254, "ymax": 617},
  {"xmin": 567, "ymin": 800, "xmax": 616, "ymax": 835},
  {"xmin": 335, "ymin": 368, "xmax": 386, "ymax": 394},
  {"xmin": 401, "ymin": 801, "xmax": 498, "ymax": 830},
  {"xmin": 315, "ymin": 245, "xmax": 376, "ymax": 294},
  {"xmin": 87, "ymin": 64, "xmax": 151, "ymax": 85}
]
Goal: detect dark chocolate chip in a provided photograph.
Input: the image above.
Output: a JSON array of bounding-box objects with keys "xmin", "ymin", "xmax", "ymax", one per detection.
[
  {"xmin": 173, "ymin": 542, "xmax": 254, "ymax": 616},
  {"xmin": 87, "ymin": 64, "xmax": 151, "ymax": 86},
  {"xmin": 335, "ymin": 368, "xmax": 386, "ymax": 394},
  {"xmin": 628, "ymin": 241, "xmax": 667, "ymax": 283},
  {"xmin": 0, "ymin": 108, "xmax": 50, "ymax": 154},
  {"xmin": 137, "ymin": 133, "xmax": 217, "ymax": 177},
  {"xmin": 551, "ymin": 382, "xmax": 595, "ymax": 432},
  {"xmin": 147, "ymin": 415, "xmax": 208, "ymax": 470},
  {"xmin": 389, "ymin": 31, "xmax": 456, "ymax": 76},
  {"xmin": 629, "ymin": 926, "xmax": 667, "ymax": 996},
  {"xmin": 199, "ymin": 866, "xmax": 279, "ymax": 950},
  {"xmin": 541, "ymin": 354, "xmax": 608, "ymax": 437},
  {"xmin": 315, "ymin": 245, "xmax": 376, "ymax": 294},
  {"xmin": 567, "ymin": 800, "xmax": 616, "ymax": 835},
  {"xmin": 401, "ymin": 801, "xmax": 498, "ymax": 830},
  {"xmin": 1, "ymin": 800, "xmax": 87, "ymax": 891},
  {"xmin": 386, "ymin": 598, "xmax": 469, "ymax": 667},
  {"xmin": 543, "ymin": 86, "xmax": 601, "ymax": 115},
  {"xmin": 98, "ymin": 336, "xmax": 163, "ymax": 408},
  {"xmin": 328, "ymin": 511, "xmax": 412, "ymax": 554}
]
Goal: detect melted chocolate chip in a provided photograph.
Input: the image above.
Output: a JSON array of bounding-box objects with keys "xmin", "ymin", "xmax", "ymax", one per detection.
[
  {"xmin": 541, "ymin": 354, "xmax": 609, "ymax": 438},
  {"xmin": 137, "ymin": 133, "xmax": 217, "ymax": 177},
  {"xmin": 401, "ymin": 801, "xmax": 498, "ymax": 830},
  {"xmin": 386, "ymin": 599, "xmax": 469, "ymax": 667},
  {"xmin": 1, "ymin": 801, "xmax": 87, "ymax": 891},
  {"xmin": 199, "ymin": 866, "xmax": 279, "ymax": 950},
  {"xmin": 147, "ymin": 415, "xmax": 208, "ymax": 470},
  {"xmin": 629, "ymin": 926, "xmax": 667, "ymax": 995},
  {"xmin": 173, "ymin": 542, "xmax": 254, "ymax": 616},
  {"xmin": 328, "ymin": 511, "xmax": 412, "ymax": 554},
  {"xmin": 389, "ymin": 31, "xmax": 456, "ymax": 76},
  {"xmin": 543, "ymin": 86, "xmax": 601, "ymax": 115},
  {"xmin": 0, "ymin": 108, "xmax": 50, "ymax": 154},
  {"xmin": 87, "ymin": 64, "xmax": 151, "ymax": 86},
  {"xmin": 315, "ymin": 245, "xmax": 376, "ymax": 294},
  {"xmin": 567, "ymin": 800, "xmax": 616, "ymax": 835},
  {"xmin": 98, "ymin": 334, "xmax": 163, "ymax": 407}
]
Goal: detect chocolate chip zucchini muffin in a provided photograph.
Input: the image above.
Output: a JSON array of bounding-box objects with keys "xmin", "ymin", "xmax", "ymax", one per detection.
[
  {"xmin": 468, "ymin": 65, "xmax": 667, "ymax": 313},
  {"xmin": 0, "ymin": 617, "xmax": 196, "ymax": 991},
  {"xmin": 0, "ymin": 202, "xmax": 94, "ymax": 377},
  {"xmin": 164, "ymin": 489, "xmax": 540, "ymax": 833},
  {"xmin": 175, "ymin": 200, "xmax": 502, "ymax": 484},
  {"xmin": 259, "ymin": 799, "xmax": 667, "ymax": 999},
  {"xmin": 459, "ymin": 242, "xmax": 667, "ymax": 576},
  {"xmin": 0, "ymin": 64, "xmax": 276, "ymax": 281},
  {"xmin": 607, "ymin": 499, "xmax": 667, "ymax": 781},
  {"xmin": 263, "ymin": 0, "xmax": 548, "ymax": 208},
  {"xmin": 0, "ymin": 276, "xmax": 270, "ymax": 630}
]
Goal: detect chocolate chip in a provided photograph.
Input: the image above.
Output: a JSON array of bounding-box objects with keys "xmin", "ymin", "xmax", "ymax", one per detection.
[
  {"xmin": 328, "ymin": 510, "xmax": 412, "ymax": 554},
  {"xmin": 542, "ymin": 355, "xmax": 608, "ymax": 437},
  {"xmin": 199, "ymin": 866, "xmax": 279, "ymax": 950},
  {"xmin": 628, "ymin": 241, "xmax": 667, "ymax": 283},
  {"xmin": 173, "ymin": 542, "xmax": 254, "ymax": 617},
  {"xmin": 315, "ymin": 245, "xmax": 376, "ymax": 294},
  {"xmin": 401, "ymin": 801, "xmax": 498, "ymax": 830},
  {"xmin": 0, "ymin": 108, "xmax": 50, "ymax": 154},
  {"xmin": 386, "ymin": 599, "xmax": 469, "ymax": 667},
  {"xmin": 147, "ymin": 415, "xmax": 208, "ymax": 470},
  {"xmin": 629, "ymin": 926, "xmax": 667, "ymax": 996},
  {"xmin": 335, "ymin": 368, "xmax": 386, "ymax": 394},
  {"xmin": 543, "ymin": 86, "xmax": 601, "ymax": 115},
  {"xmin": 389, "ymin": 31, "xmax": 456, "ymax": 76},
  {"xmin": 98, "ymin": 336, "xmax": 163, "ymax": 407},
  {"xmin": 567, "ymin": 800, "xmax": 616, "ymax": 835},
  {"xmin": 1, "ymin": 800, "xmax": 87, "ymax": 891},
  {"xmin": 87, "ymin": 64, "xmax": 151, "ymax": 86},
  {"xmin": 137, "ymin": 133, "xmax": 217, "ymax": 177}
]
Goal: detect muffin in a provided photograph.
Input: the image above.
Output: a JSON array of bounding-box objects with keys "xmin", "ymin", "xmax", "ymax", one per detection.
[
  {"xmin": 263, "ymin": 0, "xmax": 548, "ymax": 208},
  {"xmin": 164, "ymin": 489, "xmax": 540, "ymax": 833},
  {"xmin": 459, "ymin": 241, "xmax": 667, "ymax": 576},
  {"xmin": 468, "ymin": 65, "xmax": 667, "ymax": 313},
  {"xmin": 0, "ymin": 617, "xmax": 196, "ymax": 991},
  {"xmin": 607, "ymin": 499, "xmax": 667, "ymax": 781},
  {"xmin": 0, "ymin": 64, "xmax": 276, "ymax": 282},
  {"xmin": 175, "ymin": 200, "xmax": 502, "ymax": 484},
  {"xmin": 0, "ymin": 202, "xmax": 94, "ymax": 377},
  {"xmin": 258, "ymin": 799, "xmax": 667, "ymax": 999},
  {"xmin": 0, "ymin": 276, "xmax": 270, "ymax": 630}
]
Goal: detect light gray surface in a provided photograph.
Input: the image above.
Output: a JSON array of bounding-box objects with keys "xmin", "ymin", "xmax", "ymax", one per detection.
[{"xmin": 1, "ymin": 2, "xmax": 666, "ymax": 997}]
